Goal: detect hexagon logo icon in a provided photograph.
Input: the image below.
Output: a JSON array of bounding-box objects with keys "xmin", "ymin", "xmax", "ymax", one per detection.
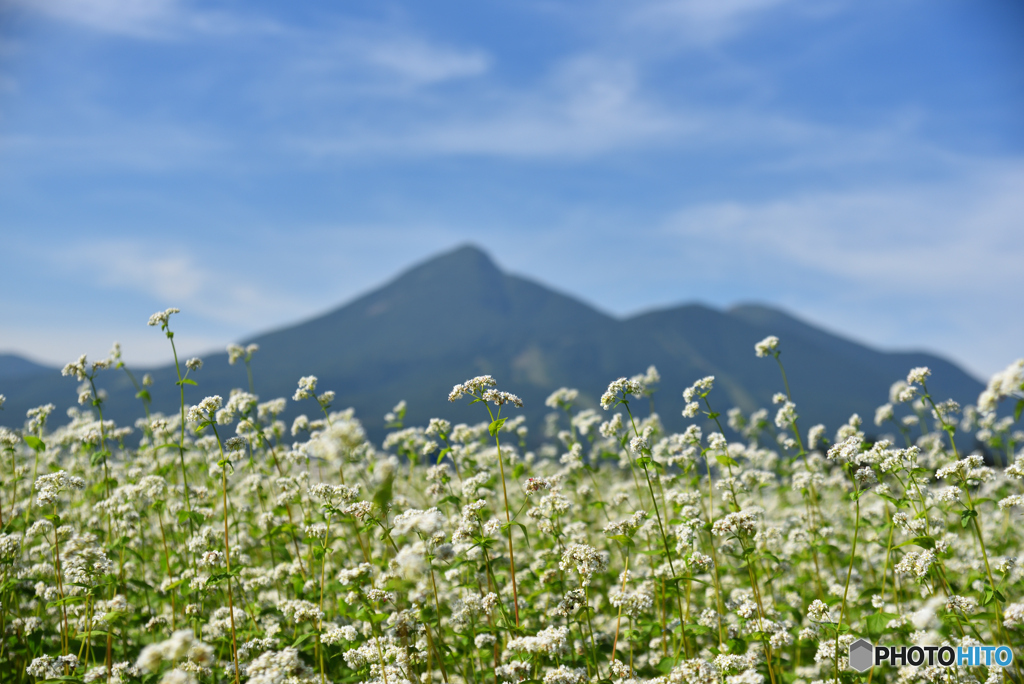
[{"xmin": 849, "ymin": 638, "xmax": 874, "ymax": 672}]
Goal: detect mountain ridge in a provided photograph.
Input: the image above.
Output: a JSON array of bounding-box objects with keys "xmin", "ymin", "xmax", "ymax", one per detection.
[{"xmin": 0, "ymin": 244, "xmax": 985, "ymax": 443}]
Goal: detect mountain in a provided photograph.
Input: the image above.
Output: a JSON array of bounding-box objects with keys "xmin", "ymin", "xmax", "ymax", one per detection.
[
  {"xmin": 0, "ymin": 354, "xmax": 52, "ymax": 381},
  {"xmin": 0, "ymin": 245, "xmax": 985, "ymax": 443}
]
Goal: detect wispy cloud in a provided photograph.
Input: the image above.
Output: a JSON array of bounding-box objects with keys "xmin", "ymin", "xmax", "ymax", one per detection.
[
  {"xmin": 18, "ymin": 0, "xmax": 181, "ymax": 39},
  {"xmin": 665, "ymin": 161, "xmax": 1024, "ymax": 292},
  {"xmin": 15, "ymin": 0, "xmax": 285, "ymax": 40},
  {"xmin": 49, "ymin": 240, "xmax": 304, "ymax": 328}
]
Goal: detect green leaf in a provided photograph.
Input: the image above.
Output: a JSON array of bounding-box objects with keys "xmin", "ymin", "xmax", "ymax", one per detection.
[
  {"xmin": 896, "ymin": 536, "xmax": 935, "ymax": 550},
  {"xmin": 867, "ymin": 612, "xmax": 900, "ymax": 636},
  {"xmin": 177, "ymin": 510, "xmax": 205, "ymax": 527},
  {"xmin": 1016, "ymin": 398, "xmax": 1024, "ymax": 422},
  {"xmin": 488, "ymin": 418, "xmax": 506, "ymax": 436},
  {"xmin": 715, "ymin": 454, "xmax": 738, "ymax": 467},
  {"xmin": 136, "ymin": 390, "xmax": 151, "ymax": 402},
  {"xmin": 24, "ymin": 435, "xmax": 45, "ymax": 452},
  {"xmin": 608, "ymin": 534, "xmax": 635, "ymax": 549},
  {"xmin": 176, "ymin": 378, "xmax": 198, "ymax": 386},
  {"xmin": 960, "ymin": 509, "xmax": 978, "ymax": 528},
  {"xmin": 436, "ymin": 447, "xmax": 451, "ymax": 465},
  {"xmin": 292, "ymin": 631, "xmax": 317, "ymax": 648},
  {"xmin": 512, "ymin": 463, "xmax": 525, "ymax": 479},
  {"xmin": 373, "ymin": 471, "xmax": 395, "ymax": 511},
  {"xmin": 501, "ymin": 521, "xmax": 531, "ymax": 548}
]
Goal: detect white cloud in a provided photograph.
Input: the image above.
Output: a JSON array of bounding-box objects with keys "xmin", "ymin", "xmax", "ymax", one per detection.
[
  {"xmin": 50, "ymin": 241, "xmax": 304, "ymax": 329},
  {"xmin": 16, "ymin": 0, "xmax": 285, "ymax": 40},
  {"xmin": 20, "ymin": 0, "xmax": 180, "ymax": 39},
  {"xmin": 627, "ymin": 0, "xmax": 800, "ymax": 47},
  {"xmin": 666, "ymin": 161, "xmax": 1024, "ymax": 292},
  {"xmin": 362, "ymin": 39, "xmax": 490, "ymax": 84},
  {"xmin": 661, "ymin": 160, "xmax": 1024, "ymax": 376},
  {"xmin": 288, "ymin": 54, "xmax": 687, "ymax": 158}
]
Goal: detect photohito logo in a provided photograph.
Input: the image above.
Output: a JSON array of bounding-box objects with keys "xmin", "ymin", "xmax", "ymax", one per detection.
[{"xmin": 848, "ymin": 639, "xmax": 1014, "ymax": 672}]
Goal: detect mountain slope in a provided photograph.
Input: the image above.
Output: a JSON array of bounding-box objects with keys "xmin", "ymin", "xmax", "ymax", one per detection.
[{"xmin": 0, "ymin": 245, "xmax": 985, "ymax": 443}]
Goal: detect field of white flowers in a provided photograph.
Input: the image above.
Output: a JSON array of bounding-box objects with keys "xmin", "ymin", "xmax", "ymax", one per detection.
[{"xmin": 1, "ymin": 308, "xmax": 1022, "ymax": 684}]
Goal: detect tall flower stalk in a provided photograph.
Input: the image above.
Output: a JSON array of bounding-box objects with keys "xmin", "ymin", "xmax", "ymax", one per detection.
[{"xmin": 448, "ymin": 376, "xmax": 524, "ymax": 627}]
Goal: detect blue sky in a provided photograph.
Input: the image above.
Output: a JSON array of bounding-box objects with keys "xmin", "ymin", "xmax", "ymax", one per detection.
[{"xmin": 1, "ymin": 0, "xmax": 1021, "ymax": 380}]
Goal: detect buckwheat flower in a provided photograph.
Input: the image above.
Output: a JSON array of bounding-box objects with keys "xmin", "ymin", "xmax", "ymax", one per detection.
[
  {"xmin": 978, "ymin": 359, "xmax": 1024, "ymax": 413},
  {"xmin": 999, "ymin": 495, "xmax": 1024, "ymax": 510},
  {"xmin": 185, "ymin": 357, "xmax": 202, "ymax": 371},
  {"xmin": 826, "ymin": 435, "xmax": 861, "ymax": 463},
  {"xmin": 198, "ymin": 550, "xmax": 224, "ymax": 567},
  {"xmin": 342, "ymin": 501, "xmax": 372, "ymax": 519},
  {"xmin": 669, "ymin": 658, "xmax": 719, "ymax": 684},
  {"xmin": 683, "ymin": 402, "xmax": 700, "ymax": 418},
  {"xmin": 293, "ymin": 375, "xmax": 318, "ymax": 401},
  {"xmin": 27, "ymin": 654, "xmax": 79, "ymax": 679},
  {"xmin": 774, "ymin": 401, "xmax": 798, "ymax": 429},
  {"xmin": 304, "ymin": 523, "xmax": 327, "ymax": 541},
  {"xmin": 707, "ymin": 432, "xmax": 727, "ymax": 451},
  {"xmin": 148, "ymin": 307, "xmax": 180, "ymax": 327},
  {"xmin": 807, "ymin": 599, "xmax": 831, "ymax": 623},
  {"xmin": 601, "ymin": 377, "xmax": 644, "ymax": 409},
  {"xmin": 448, "ymin": 375, "xmax": 496, "ymax": 401},
  {"xmin": 936, "ymin": 454, "xmax": 984, "ymax": 480},
  {"xmin": 545, "ymin": 387, "xmax": 579, "ymax": 409},
  {"xmin": 683, "ymin": 376, "xmax": 715, "ymax": 402},
  {"xmin": 525, "ymin": 477, "xmax": 551, "ymax": 495},
  {"xmin": 688, "ymin": 552, "xmax": 713, "ymax": 572},
  {"xmin": 559, "ymin": 543, "xmax": 608, "ymax": 586},
  {"xmin": 0, "ymin": 427, "xmax": 18, "ymax": 449},
  {"xmin": 280, "ymin": 599, "xmax": 324, "ymax": 624},
  {"xmin": 946, "ymin": 595, "xmax": 977, "ymax": 615},
  {"xmin": 938, "ymin": 486, "xmax": 962, "ymax": 504},
  {"xmin": 481, "ymin": 389, "xmax": 523, "ymax": 407},
  {"xmin": 755, "ymin": 336, "xmax": 779, "ymax": 357},
  {"xmin": 507, "ymin": 625, "xmax": 571, "ymax": 656},
  {"xmin": 874, "ymin": 403, "xmax": 894, "ymax": 427},
  {"xmin": 542, "ymin": 665, "xmax": 587, "ymax": 684},
  {"xmin": 907, "ymin": 367, "xmax": 932, "ymax": 386},
  {"xmin": 894, "ymin": 550, "xmax": 935, "ymax": 578},
  {"xmin": 560, "ymin": 442, "xmax": 583, "ymax": 468},
  {"xmin": 712, "ymin": 510, "xmax": 760, "ymax": 537},
  {"xmin": 35, "ymin": 470, "xmax": 86, "ymax": 506},
  {"xmin": 61, "ymin": 354, "xmax": 89, "ymax": 381},
  {"xmin": 392, "ymin": 508, "xmax": 444, "ymax": 536},
  {"xmin": 186, "ymin": 395, "xmax": 222, "ymax": 424},
  {"xmin": 630, "ymin": 435, "xmax": 649, "ymax": 454},
  {"xmin": 1004, "ymin": 602, "xmax": 1024, "ymax": 628}
]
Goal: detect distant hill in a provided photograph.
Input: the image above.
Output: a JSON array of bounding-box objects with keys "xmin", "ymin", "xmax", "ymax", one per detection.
[
  {"xmin": 0, "ymin": 354, "xmax": 52, "ymax": 381},
  {"xmin": 0, "ymin": 245, "xmax": 985, "ymax": 444}
]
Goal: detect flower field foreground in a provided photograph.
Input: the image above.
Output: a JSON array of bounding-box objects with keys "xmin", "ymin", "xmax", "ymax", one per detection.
[{"xmin": 0, "ymin": 310, "xmax": 1023, "ymax": 684}]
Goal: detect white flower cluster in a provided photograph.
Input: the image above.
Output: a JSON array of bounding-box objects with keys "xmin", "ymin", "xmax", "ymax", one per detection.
[
  {"xmin": 147, "ymin": 307, "xmax": 180, "ymax": 327},
  {"xmin": 34, "ymin": 470, "xmax": 85, "ymax": 506},
  {"xmin": 600, "ymin": 377, "xmax": 644, "ymax": 409},
  {"xmin": 227, "ymin": 342, "xmax": 259, "ymax": 365},
  {"xmin": 506, "ymin": 625, "xmax": 570, "ymax": 655},
  {"xmin": 755, "ymin": 335, "xmax": 779, "ymax": 357},
  {"xmin": 186, "ymin": 395, "xmax": 222, "ymax": 424},
  {"xmin": 559, "ymin": 543, "xmax": 608, "ymax": 586},
  {"xmin": 448, "ymin": 375, "xmax": 496, "ymax": 401},
  {"xmin": 545, "ymin": 387, "xmax": 579, "ymax": 409},
  {"xmin": 978, "ymin": 358, "xmax": 1024, "ymax": 413}
]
